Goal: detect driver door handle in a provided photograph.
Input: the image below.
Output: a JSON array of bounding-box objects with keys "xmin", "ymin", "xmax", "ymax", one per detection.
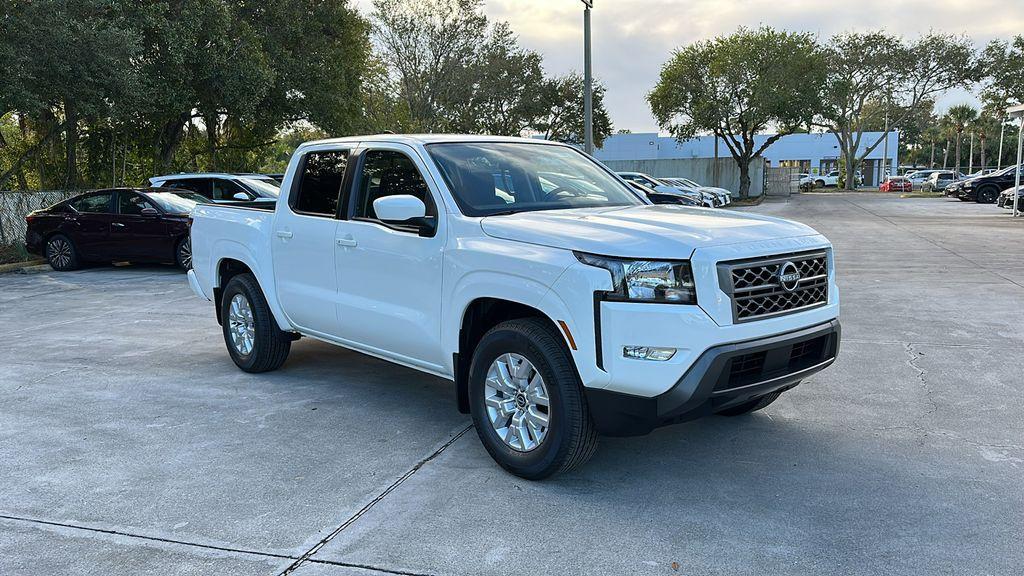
[
  {"xmin": 112, "ymin": 222, "xmax": 126, "ymax": 228},
  {"xmin": 276, "ymin": 230, "xmax": 293, "ymax": 239},
  {"xmin": 336, "ymin": 236, "xmax": 357, "ymax": 248}
]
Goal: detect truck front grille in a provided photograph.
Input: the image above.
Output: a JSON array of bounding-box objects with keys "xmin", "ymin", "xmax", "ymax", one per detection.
[{"xmin": 718, "ymin": 251, "xmax": 829, "ymax": 323}]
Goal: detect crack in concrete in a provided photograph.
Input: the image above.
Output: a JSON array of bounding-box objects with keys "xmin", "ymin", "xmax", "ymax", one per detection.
[
  {"xmin": 903, "ymin": 342, "xmax": 938, "ymax": 420},
  {"xmin": 279, "ymin": 425, "xmax": 473, "ymax": 576},
  {"xmin": 0, "ymin": 514, "xmax": 441, "ymax": 575}
]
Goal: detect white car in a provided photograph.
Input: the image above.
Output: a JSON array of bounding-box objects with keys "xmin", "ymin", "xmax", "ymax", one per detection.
[
  {"xmin": 188, "ymin": 135, "xmax": 841, "ymax": 479},
  {"xmin": 150, "ymin": 173, "xmax": 281, "ymax": 204},
  {"xmin": 801, "ymin": 171, "xmax": 863, "ymax": 188},
  {"xmin": 904, "ymin": 170, "xmax": 940, "ymax": 189},
  {"xmin": 615, "ymin": 172, "xmax": 713, "ymax": 207}
]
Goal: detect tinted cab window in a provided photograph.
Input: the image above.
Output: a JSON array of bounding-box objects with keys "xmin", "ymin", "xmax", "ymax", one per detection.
[
  {"xmin": 164, "ymin": 179, "xmax": 212, "ymax": 198},
  {"xmin": 212, "ymin": 178, "xmax": 252, "ymax": 201},
  {"xmin": 292, "ymin": 150, "xmax": 349, "ymax": 216}
]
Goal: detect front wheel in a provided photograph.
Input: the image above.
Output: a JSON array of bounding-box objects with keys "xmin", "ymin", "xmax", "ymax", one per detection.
[
  {"xmin": 975, "ymin": 187, "xmax": 998, "ymax": 204},
  {"xmin": 468, "ymin": 318, "xmax": 597, "ymax": 480},
  {"xmin": 221, "ymin": 273, "xmax": 291, "ymax": 373}
]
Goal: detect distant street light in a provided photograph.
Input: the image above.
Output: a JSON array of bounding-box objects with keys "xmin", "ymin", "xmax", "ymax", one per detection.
[
  {"xmin": 582, "ymin": 0, "xmax": 594, "ymax": 155},
  {"xmin": 1007, "ymin": 103, "xmax": 1024, "ymax": 218}
]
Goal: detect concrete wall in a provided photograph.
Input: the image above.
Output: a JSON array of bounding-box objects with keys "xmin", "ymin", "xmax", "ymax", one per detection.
[{"xmin": 602, "ymin": 158, "xmax": 764, "ymax": 197}]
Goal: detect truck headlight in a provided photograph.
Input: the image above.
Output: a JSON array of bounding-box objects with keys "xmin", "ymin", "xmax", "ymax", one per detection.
[{"xmin": 575, "ymin": 252, "xmax": 697, "ymax": 304}]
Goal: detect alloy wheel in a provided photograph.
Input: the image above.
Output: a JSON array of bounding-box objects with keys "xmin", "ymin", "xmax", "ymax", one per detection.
[
  {"xmin": 179, "ymin": 239, "xmax": 192, "ymax": 269},
  {"xmin": 484, "ymin": 353, "xmax": 550, "ymax": 452},
  {"xmin": 47, "ymin": 238, "xmax": 72, "ymax": 269},
  {"xmin": 228, "ymin": 293, "xmax": 255, "ymax": 355}
]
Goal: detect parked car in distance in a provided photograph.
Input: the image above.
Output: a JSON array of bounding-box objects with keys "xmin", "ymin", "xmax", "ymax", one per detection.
[
  {"xmin": 996, "ymin": 185, "xmax": 1023, "ymax": 210},
  {"xmin": 149, "ymin": 173, "xmax": 281, "ymax": 204},
  {"xmin": 923, "ymin": 171, "xmax": 963, "ymax": 194},
  {"xmin": 801, "ymin": 170, "xmax": 863, "ymax": 188},
  {"xmin": 879, "ymin": 177, "xmax": 912, "ymax": 193},
  {"xmin": 25, "ymin": 188, "xmax": 208, "ymax": 271},
  {"xmin": 957, "ymin": 165, "xmax": 1023, "ymax": 203},
  {"xmin": 904, "ymin": 169, "xmax": 940, "ymax": 189},
  {"xmin": 188, "ymin": 134, "xmax": 841, "ymax": 480},
  {"xmin": 626, "ymin": 180, "xmax": 700, "ymax": 206},
  {"xmin": 660, "ymin": 177, "xmax": 731, "ymax": 206},
  {"xmin": 615, "ymin": 172, "xmax": 711, "ymax": 207}
]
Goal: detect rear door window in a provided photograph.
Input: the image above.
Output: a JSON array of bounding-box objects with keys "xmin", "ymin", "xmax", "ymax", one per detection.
[
  {"xmin": 292, "ymin": 150, "xmax": 349, "ymax": 217},
  {"xmin": 71, "ymin": 193, "xmax": 113, "ymax": 213}
]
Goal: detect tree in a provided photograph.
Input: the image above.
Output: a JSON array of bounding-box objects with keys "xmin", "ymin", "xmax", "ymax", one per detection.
[
  {"xmin": 817, "ymin": 32, "xmax": 978, "ymax": 189},
  {"xmin": 371, "ymin": 0, "xmax": 488, "ymax": 132},
  {"xmin": 462, "ymin": 22, "xmax": 546, "ymax": 136},
  {"xmin": 943, "ymin": 104, "xmax": 978, "ymax": 175},
  {"xmin": 648, "ymin": 27, "xmax": 825, "ymax": 197},
  {"xmin": 981, "ymin": 35, "xmax": 1024, "ymax": 110},
  {"xmin": 534, "ymin": 72, "xmax": 613, "ymax": 148}
]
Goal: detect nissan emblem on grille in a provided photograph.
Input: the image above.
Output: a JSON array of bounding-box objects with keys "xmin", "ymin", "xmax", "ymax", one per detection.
[{"xmin": 777, "ymin": 261, "xmax": 801, "ymax": 292}]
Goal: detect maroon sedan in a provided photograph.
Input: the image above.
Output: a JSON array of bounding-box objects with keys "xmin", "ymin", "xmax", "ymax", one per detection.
[{"xmin": 25, "ymin": 188, "xmax": 207, "ymax": 271}]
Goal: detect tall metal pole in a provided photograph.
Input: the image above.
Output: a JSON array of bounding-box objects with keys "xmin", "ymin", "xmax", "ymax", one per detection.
[
  {"xmin": 968, "ymin": 132, "xmax": 974, "ymax": 174},
  {"xmin": 1014, "ymin": 115, "xmax": 1022, "ymax": 218},
  {"xmin": 880, "ymin": 107, "xmax": 889, "ymax": 185},
  {"xmin": 583, "ymin": 2, "xmax": 594, "ymax": 155},
  {"xmin": 997, "ymin": 120, "xmax": 1006, "ymax": 170}
]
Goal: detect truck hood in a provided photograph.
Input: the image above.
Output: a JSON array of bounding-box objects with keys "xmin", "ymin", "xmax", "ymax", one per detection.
[{"xmin": 480, "ymin": 205, "xmax": 820, "ymax": 258}]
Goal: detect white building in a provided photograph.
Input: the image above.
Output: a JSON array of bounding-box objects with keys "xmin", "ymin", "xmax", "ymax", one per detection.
[{"xmin": 594, "ymin": 132, "xmax": 899, "ymax": 186}]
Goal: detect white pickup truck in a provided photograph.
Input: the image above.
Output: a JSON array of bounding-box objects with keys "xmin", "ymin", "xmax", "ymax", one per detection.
[{"xmin": 188, "ymin": 135, "xmax": 841, "ymax": 479}]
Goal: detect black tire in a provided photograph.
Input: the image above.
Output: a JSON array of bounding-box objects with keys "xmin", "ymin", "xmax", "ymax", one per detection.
[
  {"xmin": 468, "ymin": 318, "xmax": 597, "ymax": 480},
  {"xmin": 717, "ymin": 390, "xmax": 784, "ymax": 416},
  {"xmin": 221, "ymin": 273, "xmax": 291, "ymax": 373},
  {"xmin": 175, "ymin": 236, "xmax": 192, "ymax": 270},
  {"xmin": 45, "ymin": 234, "xmax": 79, "ymax": 271},
  {"xmin": 814, "ymin": 179, "xmax": 825, "ymax": 188},
  {"xmin": 975, "ymin": 186, "xmax": 998, "ymax": 204}
]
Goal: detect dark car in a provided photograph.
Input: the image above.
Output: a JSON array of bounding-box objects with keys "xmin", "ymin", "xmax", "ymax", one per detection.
[
  {"xmin": 25, "ymin": 188, "xmax": 207, "ymax": 271},
  {"xmin": 625, "ymin": 180, "xmax": 701, "ymax": 206},
  {"xmin": 957, "ymin": 165, "xmax": 1023, "ymax": 203}
]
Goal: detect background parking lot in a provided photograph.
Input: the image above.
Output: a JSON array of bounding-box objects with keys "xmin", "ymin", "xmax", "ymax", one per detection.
[{"xmin": 1, "ymin": 193, "xmax": 1022, "ymax": 576}]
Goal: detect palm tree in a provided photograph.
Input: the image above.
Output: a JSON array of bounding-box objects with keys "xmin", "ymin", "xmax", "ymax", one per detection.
[{"xmin": 943, "ymin": 104, "xmax": 979, "ymax": 177}]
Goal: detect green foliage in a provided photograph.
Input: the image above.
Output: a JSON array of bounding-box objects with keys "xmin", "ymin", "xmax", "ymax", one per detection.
[
  {"xmin": 648, "ymin": 26, "xmax": 824, "ymax": 196},
  {"xmin": 982, "ymin": 35, "xmax": 1024, "ymax": 109},
  {"xmin": 535, "ymin": 72, "xmax": 613, "ymax": 148},
  {"xmin": 1, "ymin": 0, "xmax": 371, "ymax": 190}
]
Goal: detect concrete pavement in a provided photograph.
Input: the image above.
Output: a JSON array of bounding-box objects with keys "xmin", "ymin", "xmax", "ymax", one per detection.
[{"xmin": 1, "ymin": 193, "xmax": 1021, "ymax": 575}]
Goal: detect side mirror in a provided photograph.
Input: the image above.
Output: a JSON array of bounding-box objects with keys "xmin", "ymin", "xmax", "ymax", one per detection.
[
  {"xmin": 233, "ymin": 192, "xmax": 249, "ymax": 201},
  {"xmin": 140, "ymin": 207, "xmax": 159, "ymax": 217},
  {"xmin": 373, "ymin": 195, "xmax": 435, "ymax": 236}
]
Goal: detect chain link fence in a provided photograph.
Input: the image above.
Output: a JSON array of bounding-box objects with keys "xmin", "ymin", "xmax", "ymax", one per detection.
[{"xmin": 1, "ymin": 190, "xmax": 78, "ymax": 263}]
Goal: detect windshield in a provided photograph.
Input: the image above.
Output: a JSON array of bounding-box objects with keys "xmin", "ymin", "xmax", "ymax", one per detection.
[
  {"xmin": 146, "ymin": 192, "xmax": 209, "ymax": 213},
  {"xmin": 428, "ymin": 142, "xmax": 644, "ymax": 216},
  {"xmin": 238, "ymin": 177, "xmax": 281, "ymax": 198}
]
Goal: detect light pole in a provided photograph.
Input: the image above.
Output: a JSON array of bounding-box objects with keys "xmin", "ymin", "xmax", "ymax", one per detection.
[
  {"xmin": 1008, "ymin": 104, "xmax": 1024, "ymax": 218},
  {"xmin": 582, "ymin": 0, "xmax": 594, "ymax": 155},
  {"xmin": 997, "ymin": 116, "xmax": 1006, "ymax": 170}
]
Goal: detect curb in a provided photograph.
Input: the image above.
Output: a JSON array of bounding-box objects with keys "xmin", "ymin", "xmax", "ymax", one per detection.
[{"xmin": 0, "ymin": 260, "xmax": 48, "ymax": 274}]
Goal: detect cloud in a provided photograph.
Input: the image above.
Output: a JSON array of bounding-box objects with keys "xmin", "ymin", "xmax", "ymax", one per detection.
[{"xmin": 354, "ymin": 0, "xmax": 1024, "ymax": 131}]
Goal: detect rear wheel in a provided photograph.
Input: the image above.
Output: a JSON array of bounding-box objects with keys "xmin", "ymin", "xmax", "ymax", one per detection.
[
  {"xmin": 717, "ymin": 390, "xmax": 785, "ymax": 417},
  {"xmin": 814, "ymin": 179, "xmax": 825, "ymax": 188},
  {"xmin": 221, "ymin": 273, "xmax": 291, "ymax": 373},
  {"xmin": 45, "ymin": 234, "xmax": 79, "ymax": 271},
  {"xmin": 175, "ymin": 237, "xmax": 192, "ymax": 270},
  {"xmin": 468, "ymin": 318, "xmax": 597, "ymax": 480}
]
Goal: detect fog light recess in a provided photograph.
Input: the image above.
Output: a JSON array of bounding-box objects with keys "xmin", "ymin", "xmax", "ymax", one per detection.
[{"xmin": 623, "ymin": 346, "xmax": 676, "ymax": 361}]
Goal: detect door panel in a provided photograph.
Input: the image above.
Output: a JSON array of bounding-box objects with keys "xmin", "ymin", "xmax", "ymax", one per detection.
[
  {"xmin": 111, "ymin": 191, "xmax": 171, "ymax": 260},
  {"xmin": 333, "ymin": 145, "xmax": 445, "ymax": 369},
  {"xmin": 272, "ymin": 148, "xmax": 351, "ymax": 335},
  {"xmin": 66, "ymin": 192, "xmax": 114, "ymax": 258}
]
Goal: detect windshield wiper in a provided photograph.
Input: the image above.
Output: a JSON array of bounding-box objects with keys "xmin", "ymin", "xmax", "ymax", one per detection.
[{"xmin": 485, "ymin": 209, "xmax": 522, "ymax": 216}]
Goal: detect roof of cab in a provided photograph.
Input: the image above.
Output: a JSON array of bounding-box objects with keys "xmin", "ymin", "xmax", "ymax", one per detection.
[{"xmin": 298, "ymin": 134, "xmax": 567, "ymax": 149}]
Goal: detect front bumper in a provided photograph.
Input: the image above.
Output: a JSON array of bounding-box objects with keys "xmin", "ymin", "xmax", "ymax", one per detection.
[{"xmin": 585, "ymin": 319, "xmax": 841, "ymax": 436}]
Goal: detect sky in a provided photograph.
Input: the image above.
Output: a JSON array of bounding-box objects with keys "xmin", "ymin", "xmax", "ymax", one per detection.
[{"xmin": 352, "ymin": 0, "xmax": 1024, "ymax": 133}]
